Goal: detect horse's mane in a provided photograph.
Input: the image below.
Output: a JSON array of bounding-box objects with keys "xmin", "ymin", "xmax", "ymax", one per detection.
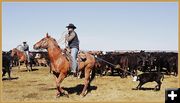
[{"xmin": 49, "ymin": 37, "xmax": 61, "ymax": 48}]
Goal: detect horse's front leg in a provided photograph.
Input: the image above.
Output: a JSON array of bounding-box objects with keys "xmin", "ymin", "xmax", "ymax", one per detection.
[
  {"xmin": 55, "ymin": 76, "xmax": 61, "ymax": 97},
  {"xmin": 55, "ymin": 73, "xmax": 69, "ymax": 98}
]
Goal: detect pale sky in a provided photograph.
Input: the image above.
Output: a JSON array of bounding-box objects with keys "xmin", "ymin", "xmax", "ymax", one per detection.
[{"xmin": 2, "ymin": 2, "xmax": 178, "ymax": 51}]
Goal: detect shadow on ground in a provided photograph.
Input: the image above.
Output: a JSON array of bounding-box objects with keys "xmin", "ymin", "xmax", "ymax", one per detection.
[
  {"xmin": 132, "ymin": 87, "xmax": 159, "ymax": 91},
  {"xmin": 43, "ymin": 84, "xmax": 97, "ymax": 95},
  {"xmin": 63, "ymin": 84, "xmax": 97, "ymax": 95},
  {"xmin": 2, "ymin": 77, "xmax": 19, "ymax": 81}
]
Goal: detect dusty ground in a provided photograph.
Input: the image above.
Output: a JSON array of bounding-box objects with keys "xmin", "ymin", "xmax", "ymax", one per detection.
[{"xmin": 2, "ymin": 66, "xmax": 179, "ymax": 102}]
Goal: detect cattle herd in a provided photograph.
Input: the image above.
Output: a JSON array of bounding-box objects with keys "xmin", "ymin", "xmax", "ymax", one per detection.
[
  {"xmin": 2, "ymin": 51, "xmax": 50, "ymax": 78},
  {"xmin": 2, "ymin": 50, "xmax": 178, "ymax": 90},
  {"xmin": 91, "ymin": 51, "xmax": 178, "ymax": 77}
]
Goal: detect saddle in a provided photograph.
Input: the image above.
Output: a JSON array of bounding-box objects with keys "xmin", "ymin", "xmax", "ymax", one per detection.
[
  {"xmin": 62, "ymin": 47, "xmax": 72, "ymax": 62},
  {"xmin": 62, "ymin": 47, "xmax": 87, "ymax": 67},
  {"xmin": 62, "ymin": 47, "xmax": 87, "ymax": 77}
]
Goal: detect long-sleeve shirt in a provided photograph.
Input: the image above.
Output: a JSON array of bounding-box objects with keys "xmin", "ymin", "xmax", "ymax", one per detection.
[
  {"xmin": 22, "ymin": 44, "xmax": 29, "ymax": 51},
  {"xmin": 65, "ymin": 31, "xmax": 79, "ymax": 49}
]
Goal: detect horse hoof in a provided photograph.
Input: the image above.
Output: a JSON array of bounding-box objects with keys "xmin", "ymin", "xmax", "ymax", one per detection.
[
  {"xmin": 56, "ymin": 94, "xmax": 61, "ymax": 98},
  {"xmin": 65, "ymin": 94, "xmax": 69, "ymax": 98},
  {"xmin": 56, "ymin": 93, "xmax": 61, "ymax": 98},
  {"xmin": 64, "ymin": 91, "xmax": 69, "ymax": 98},
  {"xmin": 80, "ymin": 94, "xmax": 84, "ymax": 98},
  {"xmin": 85, "ymin": 90, "xmax": 88, "ymax": 94},
  {"xmin": 56, "ymin": 92, "xmax": 61, "ymax": 98},
  {"xmin": 136, "ymin": 88, "xmax": 139, "ymax": 90},
  {"xmin": 80, "ymin": 93, "xmax": 85, "ymax": 98},
  {"xmin": 154, "ymin": 88, "xmax": 160, "ymax": 91}
]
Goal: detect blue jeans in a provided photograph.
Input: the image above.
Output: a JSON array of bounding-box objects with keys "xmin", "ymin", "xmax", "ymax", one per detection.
[
  {"xmin": 71, "ymin": 48, "xmax": 78, "ymax": 73},
  {"xmin": 25, "ymin": 51, "xmax": 30, "ymax": 62}
]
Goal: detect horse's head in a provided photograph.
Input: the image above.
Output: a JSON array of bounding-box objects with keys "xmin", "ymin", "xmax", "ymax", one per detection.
[
  {"xmin": 11, "ymin": 48, "xmax": 18, "ymax": 57},
  {"xmin": 33, "ymin": 33, "xmax": 52, "ymax": 50}
]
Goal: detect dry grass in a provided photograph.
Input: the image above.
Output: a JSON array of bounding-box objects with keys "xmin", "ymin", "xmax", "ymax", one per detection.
[{"xmin": 2, "ymin": 66, "xmax": 178, "ymax": 102}]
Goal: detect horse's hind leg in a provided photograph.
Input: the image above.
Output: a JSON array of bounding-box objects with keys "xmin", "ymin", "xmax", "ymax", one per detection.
[
  {"xmin": 77, "ymin": 71, "xmax": 82, "ymax": 79},
  {"xmin": 25, "ymin": 62, "xmax": 30, "ymax": 72},
  {"xmin": 56, "ymin": 73, "xmax": 69, "ymax": 98},
  {"xmin": 81, "ymin": 66, "xmax": 91, "ymax": 97},
  {"xmin": 26, "ymin": 65, "xmax": 29, "ymax": 72},
  {"xmin": 18, "ymin": 61, "xmax": 21, "ymax": 71},
  {"xmin": 26, "ymin": 66, "xmax": 30, "ymax": 72},
  {"xmin": 29, "ymin": 62, "xmax": 33, "ymax": 71},
  {"xmin": 26, "ymin": 61, "xmax": 32, "ymax": 72}
]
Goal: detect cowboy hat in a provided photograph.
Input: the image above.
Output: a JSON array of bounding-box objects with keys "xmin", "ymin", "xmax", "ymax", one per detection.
[{"xmin": 66, "ymin": 23, "xmax": 76, "ymax": 29}]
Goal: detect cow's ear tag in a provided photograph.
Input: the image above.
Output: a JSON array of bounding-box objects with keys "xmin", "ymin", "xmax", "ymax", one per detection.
[{"xmin": 133, "ymin": 76, "xmax": 137, "ymax": 81}]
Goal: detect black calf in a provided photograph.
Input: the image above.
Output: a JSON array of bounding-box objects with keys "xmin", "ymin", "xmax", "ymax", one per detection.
[{"xmin": 134, "ymin": 72, "xmax": 164, "ymax": 91}]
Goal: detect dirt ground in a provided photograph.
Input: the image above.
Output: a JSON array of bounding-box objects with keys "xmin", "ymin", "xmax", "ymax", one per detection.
[{"xmin": 2, "ymin": 66, "xmax": 179, "ymax": 102}]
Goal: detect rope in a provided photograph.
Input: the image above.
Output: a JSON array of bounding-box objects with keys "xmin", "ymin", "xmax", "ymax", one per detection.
[
  {"xmin": 57, "ymin": 31, "xmax": 67, "ymax": 45},
  {"xmin": 94, "ymin": 55, "xmax": 135, "ymax": 76},
  {"xmin": 16, "ymin": 45, "xmax": 24, "ymax": 51},
  {"xmin": 95, "ymin": 56, "xmax": 116, "ymax": 67},
  {"xmin": 16, "ymin": 45, "xmax": 23, "ymax": 49},
  {"xmin": 56, "ymin": 31, "xmax": 69, "ymax": 48}
]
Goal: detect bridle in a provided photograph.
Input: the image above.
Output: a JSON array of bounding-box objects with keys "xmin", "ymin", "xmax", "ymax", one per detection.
[{"xmin": 38, "ymin": 38, "xmax": 49, "ymax": 49}]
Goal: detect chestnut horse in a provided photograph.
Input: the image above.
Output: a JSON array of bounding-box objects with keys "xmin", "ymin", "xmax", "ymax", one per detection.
[
  {"xmin": 33, "ymin": 33, "xmax": 96, "ymax": 97},
  {"xmin": 11, "ymin": 48, "xmax": 32, "ymax": 72}
]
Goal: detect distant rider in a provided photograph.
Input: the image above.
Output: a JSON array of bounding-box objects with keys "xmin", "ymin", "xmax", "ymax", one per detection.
[{"xmin": 22, "ymin": 41, "xmax": 30, "ymax": 63}]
